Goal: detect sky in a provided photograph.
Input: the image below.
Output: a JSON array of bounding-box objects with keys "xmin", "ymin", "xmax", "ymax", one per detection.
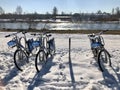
[{"xmin": 0, "ymin": 0, "xmax": 120, "ymax": 14}]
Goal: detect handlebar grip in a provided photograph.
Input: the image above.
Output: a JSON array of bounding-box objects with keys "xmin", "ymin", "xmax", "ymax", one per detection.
[
  {"xmin": 31, "ymin": 33, "xmax": 36, "ymax": 36},
  {"xmin": 5, "ymin": 35, "xmax": 10, "ymax": 38}
]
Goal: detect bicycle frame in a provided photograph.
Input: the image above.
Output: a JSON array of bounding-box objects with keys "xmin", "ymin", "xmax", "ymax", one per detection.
[{"xmin": 88, "ymin": 30, "xmax": 108, "ymax": 57}]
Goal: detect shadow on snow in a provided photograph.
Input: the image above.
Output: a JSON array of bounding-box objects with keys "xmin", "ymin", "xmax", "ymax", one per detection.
[
  {"xmin": 102, "ymin": 66, "xmax": 120, "ymax": 89},
  {"xmin": 27, "ymin": 56, "xmax": 55, "ymax": 90},
  {"xmin": 2, "ymin": 67, "xmax": 19, "ymax": 86}
]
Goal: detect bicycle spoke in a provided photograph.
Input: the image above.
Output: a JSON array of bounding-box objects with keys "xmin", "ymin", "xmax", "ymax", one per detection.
[
  {"xmin": 98, "ymin": 50, "xmax": 111, "ymax": 72},
  {"xmin": 35, "ymin": 50, "xmax": 47, "ymax": 72}
]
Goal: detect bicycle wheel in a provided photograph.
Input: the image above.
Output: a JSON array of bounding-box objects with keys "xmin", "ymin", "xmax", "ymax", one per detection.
[
  {"xmin": 98, "ymin": 49, "xmax": 111, "ymax": 72},
  {"xmin": 14, "ymin": 49, "xmax": 28, "ymax": 71},
  {"xmin": 35, "ymin": 50, "xmax": 47, "ymax": 72}
]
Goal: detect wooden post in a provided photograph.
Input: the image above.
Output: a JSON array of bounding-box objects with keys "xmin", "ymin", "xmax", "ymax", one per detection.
[
  {"xmin": 69, "ymin": 38, "xmax": 71, "ymax": 59},
  {"xmin": 68, "ymin": 38, "xmax": 75, "ymax": 89}
]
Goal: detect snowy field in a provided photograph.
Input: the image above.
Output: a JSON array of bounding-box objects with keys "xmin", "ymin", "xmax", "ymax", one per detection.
[{"xmin": 0, "ymin": 32, "xmax": 120, "ymax": 90}]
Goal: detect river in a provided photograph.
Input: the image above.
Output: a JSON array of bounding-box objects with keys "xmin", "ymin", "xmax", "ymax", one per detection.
[{"xmin": 0, "ymin": 22, "xmax": 120, "ymax": 30}]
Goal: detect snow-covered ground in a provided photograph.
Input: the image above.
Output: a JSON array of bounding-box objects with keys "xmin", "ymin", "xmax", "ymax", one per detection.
[{"xmin": 0, "ymin": 32, "xmax": 120, "ymax": 90}]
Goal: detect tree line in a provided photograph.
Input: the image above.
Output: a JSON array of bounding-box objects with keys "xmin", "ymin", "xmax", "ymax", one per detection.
[{"xmin": 0, "ymin": 6, "xmax": 120, "ymax": 22}]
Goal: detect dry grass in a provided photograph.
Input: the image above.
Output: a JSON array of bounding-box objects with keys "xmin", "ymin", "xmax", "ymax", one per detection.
[{"xmin": 0, "ymin": 29, "xmax": 120, "ymax": 35}]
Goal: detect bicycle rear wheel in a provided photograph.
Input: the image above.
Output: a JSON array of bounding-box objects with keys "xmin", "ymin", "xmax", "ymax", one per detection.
[
  {"xmin": 98, "ymin": 49, "xmax": 111, "ymax": 72},
  {"xmin": 14, "ymin": 49, "xmax": 28, "ymax": 71},
  {"xmin": 35, "ymin": 50, "xmax": 47, "ymax": 72}
]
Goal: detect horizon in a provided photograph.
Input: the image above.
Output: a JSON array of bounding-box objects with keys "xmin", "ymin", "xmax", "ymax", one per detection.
[{"xmin": 0, "ymin": 0, "xmax": 120, "ymax": 14}]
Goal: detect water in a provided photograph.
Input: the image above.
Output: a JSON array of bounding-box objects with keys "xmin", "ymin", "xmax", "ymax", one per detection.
[{"xmin": 0, "ymin": 22, "xmax": 120, "ymax": 30}]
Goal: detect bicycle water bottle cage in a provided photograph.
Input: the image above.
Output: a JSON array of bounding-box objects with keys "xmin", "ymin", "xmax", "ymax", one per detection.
[
  {"xmin": 91, "ymin": 42, "xmax": 102, "ymax": 48},
  {"xmin": 7, "ymin": 39, "xmax": 17, "ymax": 48}
]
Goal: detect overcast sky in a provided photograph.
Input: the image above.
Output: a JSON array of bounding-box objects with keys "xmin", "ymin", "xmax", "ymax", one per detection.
[{"xmin": 0, "ymin": 0, "xmax": 120, "ymax": 14}]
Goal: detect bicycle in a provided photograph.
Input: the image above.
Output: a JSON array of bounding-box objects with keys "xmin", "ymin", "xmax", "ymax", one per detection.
[
  {"xmin": 35, "ymin": 32, "xmax": 56, "ymax": 72},
  {"xmin": 88, "ymin": 30, "xmax": 111, "ymax": 72},
  {"xmin": 5, "ymin": 31, "xmax": 41, "ymax": 71}
]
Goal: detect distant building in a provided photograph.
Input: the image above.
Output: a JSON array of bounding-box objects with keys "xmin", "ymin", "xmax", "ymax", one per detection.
[{"xmin": 54, "ymin": 15, "xmax": 72, "ymax": 22}]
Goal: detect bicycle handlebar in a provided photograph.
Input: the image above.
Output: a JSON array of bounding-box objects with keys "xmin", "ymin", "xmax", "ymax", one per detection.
[
  {"xmin": 88, "ymin": 30, "xmax": 109, "ymax": 37},
  {"xmin": 5, "ymin": 32, "xmax": 20, "ymax": 38},
  {"xmin": 96, "ymin": 30, "xmax": 109, "ymax": 35}
]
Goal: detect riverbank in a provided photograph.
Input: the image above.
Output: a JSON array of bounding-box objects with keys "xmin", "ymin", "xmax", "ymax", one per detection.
[{"xmin": 0, "ymin": 29, "xmax": 120, "ymax": 35}]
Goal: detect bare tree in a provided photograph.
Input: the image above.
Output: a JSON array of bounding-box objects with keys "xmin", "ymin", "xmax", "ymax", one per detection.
[
  {"xmin": 97, "ymin": 10, "xmax": 102, "ymax": 14},
  {"xmin": 115, "ymin": 7, "xmax": 120, "ymax": 15},
  {"xmin": 53, "ymin": 6, "xmax": 58, "ymax": 16},
  {"xmin": 112, "ymin": 8, "xmax": 115, "ymax": 15},
  {"xmin": 0, "ymin": 6, "xmax": 5, "ymax": 14},
  {"xmin": 61, "ymin": 11, "xmax": 65, "ymax": 15},
  {"xmin": 16, "ymin": 6, "xmax": 22, "ymax": 14}
]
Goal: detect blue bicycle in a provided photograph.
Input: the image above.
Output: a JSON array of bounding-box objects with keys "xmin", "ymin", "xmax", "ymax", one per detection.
[
  {"xmin": 88, "ymin": 30, "xmax": 111, "ymax": 72},
  {"xmin": 35, "ymin": 32, "xmax": 56, "ymax": 72},
  {"xmin": 5, "ymin": 31, "xmax": 41, "ymax": 71}
]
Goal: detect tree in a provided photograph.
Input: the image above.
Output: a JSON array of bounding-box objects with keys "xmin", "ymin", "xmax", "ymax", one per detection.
[
  {"xmin": 16, "ymin": 6, "xmax": 22, "ymax": 14},
  {"xmin": 115, "ymin": 7, "xmax": 120, "ymax": 15},
  {"xmin": 112, "ymin": 8, "xmax": 115, "ymax": 15},
  {"xmin": 61, "ymin": 11, "xmax": 65, "ymax": 15},
  {"xmin": 97, "ymin": 10, "xmax": 102, "ymax": 14},
  {"xmin": 46, "ymin": 12, "xmax": 50, "ymax": 15},
  {"xmin": 0, "ymin": 6, "xmax": 4, "ymax": 14},
  {"xmin": 53, "ymin": 6, "xmax": 58, "ymax": 16}
]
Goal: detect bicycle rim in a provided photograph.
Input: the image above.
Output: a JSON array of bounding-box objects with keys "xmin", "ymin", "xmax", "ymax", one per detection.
[
  {"xmin": 14, "ymin": 50, "xmax": 28, "ymax": 71},
  {"xmin": 98, "ymin": 50, "xmax": 111, "ymax": 72},
  {"xmin": 35, "ymin": 50, "xmax": 47, "ymax": 72}
]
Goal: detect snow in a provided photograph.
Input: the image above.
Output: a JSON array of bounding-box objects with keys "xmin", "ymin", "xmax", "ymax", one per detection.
[{"xmin": 0, "ymin": 32, "xmax": 120, "ymax": 90}]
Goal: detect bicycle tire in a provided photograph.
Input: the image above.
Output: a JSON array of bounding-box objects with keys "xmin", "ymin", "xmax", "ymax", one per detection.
[
  {"xmin": 14, "ymin": 49, "xmax": 28, "ymax": 71},
  {"xmin": 98, "ymin": 49, "xmax": 111, "ymax": 72},
  {"xmin": 35, "ymin": 50, "xmax": 47, "ymax": 72}
]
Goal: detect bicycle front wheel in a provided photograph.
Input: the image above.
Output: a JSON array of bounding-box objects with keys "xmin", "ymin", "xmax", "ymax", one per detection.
[
  {"xmin": 35, "ymin": 50, "xmax": 47, "ymax": 72},
  {"xmin": 98, "ymin": 49, "xmax": 111, "ymax": 72},
  {"xmin": 14, "ymin": 49, "xmax": 28, "ymax": 71}
]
